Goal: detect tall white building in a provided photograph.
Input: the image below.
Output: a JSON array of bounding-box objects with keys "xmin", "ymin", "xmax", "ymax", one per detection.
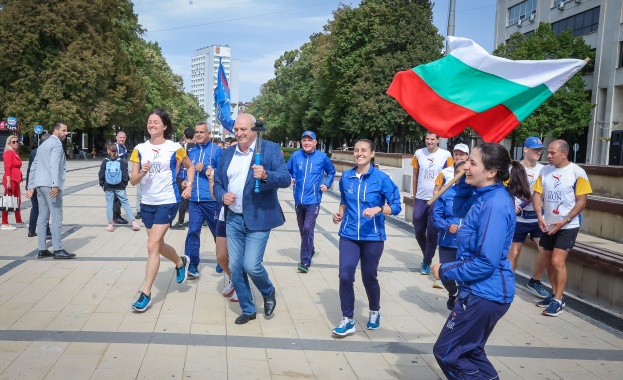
[
  {"xmin": 495, "ymin": 0, "xmax": 623, "ymax": 165},
  {"xmin": 190, "ymin": 45, "xmax": 239, "ymax": 141}
]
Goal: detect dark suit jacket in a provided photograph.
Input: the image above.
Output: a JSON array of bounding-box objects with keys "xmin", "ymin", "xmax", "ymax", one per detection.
[{"xmin": 213, "ymin": 139, "xmax": 290, "ymax": 231}]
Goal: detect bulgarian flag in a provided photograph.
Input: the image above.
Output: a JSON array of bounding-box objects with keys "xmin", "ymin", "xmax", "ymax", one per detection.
[{"xmin": 387, "ymin": 36, "xmax": 587, "ymax": 142}]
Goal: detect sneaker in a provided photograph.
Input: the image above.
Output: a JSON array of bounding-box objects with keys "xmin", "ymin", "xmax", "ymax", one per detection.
[
  {"xmin": 175, "ymin": 255, "xmax": 189, "ymax": 284},
  {"xmin": 215, "ymin": 264, "xmax": 224, "ymax": 273},
  {"xmin": 527, "ymin": 279, "xmax": 549, "ymax": 299},
  {"xmin": 223, "ymin": 279, "xmax": 235, "ymax": 297},
  {"xmin": 106, "ymin": 224, "xmax": 114, "ymax": 232},
  {"xmin": 297, "ymin": 262, "xmax": 309, "ymax": 273},
  {"xmin": 183, "ymin": 221, "xmax": 189, "ymax": 228},
  {"xmin": 367, "ymin": 311, "xmax": 381, "ymax": 330},
  {"xmin": 113, "ymin": 217, "xmax": 128, "ymax": 225},
  {"xmin": 1, "ymin": 224, "xmax": 16, "ymax": 230},
  {"xmin": 332, "ymin": 317, "xmax": 356, "ymax": 336},
  {"xmin": 13, "ymin": 222, "xmax": 28, "ymax": 228},
  {"xmin": 542, "ymin": 299, "xmax": 564, "ymax": 317},
  {"xmin": 230, "ymin": 291, "xmax": 238, "ymax": 302},
  {"xmin": 536, "ymin": 294, "xmax": 566, "ymax": 308},
  {"xmin": 170, "ymin": 222, "xmax": 185, "ymax": 230},
  {"xmin": 447, "ymin": 294, "xmax": 458, "ymax": 311},
  {"xmin": 420, "ymin": 261, "xmax": 430, "ymax": 275},
  {"xmin": 433, "ymin": 280, "xmax": 444, "ymax": 289},
  {"xmin": 131, "ymin": 292, "xmax": 151, "ymax": 312},
  {"xmin": 135, "ymin": 211, "xmax": 141, "ymax": 219},
  {"xmin": 132, "ymin": 222, "xmax": 140, "ymax": 231},
  {"xmin": 188, "ymin": 264, "xmax": 200, "ymax": 279}
]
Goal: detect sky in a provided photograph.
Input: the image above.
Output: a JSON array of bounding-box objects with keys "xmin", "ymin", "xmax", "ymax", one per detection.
[{"xmin": 133, "ymin": 0, "xmax": 497, "ymax": 102}]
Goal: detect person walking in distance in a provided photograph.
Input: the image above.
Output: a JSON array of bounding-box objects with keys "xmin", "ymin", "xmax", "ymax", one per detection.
[
  {"xmin": 26, "ymin": 122, "xmax": 76, "ymax": 259},
  {"xmin": 26, "ymin": 133, "xmax": 52, "ymax": 238},
  {"xmin": 99, "ymin": 144, "xmax": 140, "ymax": 232},
  {"xmin": 128, "ymin": 109, "xmax": 195, "ymax": 312},
  {"xmin": 2, "ymin": 135, "xmax": 26, "ymax": 230},
  {"xmin": 287, "ymin": 130, "xmax": 336, "ymax": 273},
  {"xmin": 508, "ymin": 137, "xmax": 550, "ymax": 298},
  {"xmin": 183, "ymin": 122, "xmax": 221, "ymax": 278},
  {"xmin": 532, "ymin": 139, "xmax": 591, "ymax": 317},
  {"xmin": 112, "ymin": 131, "xmax": 129, "ymax": 225},
  {"xmin": 212, "ymin": 114, "xmax": 291, "ymax": 325},
  {"xmin": 411, "ymin": 131, "xmax": 452, "ymax": 275}
]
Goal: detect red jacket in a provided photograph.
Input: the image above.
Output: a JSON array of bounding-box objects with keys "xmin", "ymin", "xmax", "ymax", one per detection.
[{"xmin": 3, "ymin": 149, "xmax": 23, "ymax": 183}]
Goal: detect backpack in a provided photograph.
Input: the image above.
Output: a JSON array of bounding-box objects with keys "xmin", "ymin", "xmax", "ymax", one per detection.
[{"xmin": 105, "ymin": 159, "xmax": 122, "ymax": 185}]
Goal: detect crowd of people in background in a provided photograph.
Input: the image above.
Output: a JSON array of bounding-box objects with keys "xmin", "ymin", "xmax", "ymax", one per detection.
[{"xmin": 0, "ymin": 112, "xmax": 593, "ymax": 379}]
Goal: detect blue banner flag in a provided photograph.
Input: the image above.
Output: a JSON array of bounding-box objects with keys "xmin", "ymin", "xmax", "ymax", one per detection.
[{"xmin": 214, "ymin": 59, "xmax": 235, "ymax": 133}]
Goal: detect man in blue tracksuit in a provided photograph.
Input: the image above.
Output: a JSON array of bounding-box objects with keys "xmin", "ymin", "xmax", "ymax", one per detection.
[
  {"xmin": 184, "ymin": 122, "xmax": 222, "ymax": 278},
  {"xmin": 287, "ymin": 130, "xmax": 336, "ymax": 273}
]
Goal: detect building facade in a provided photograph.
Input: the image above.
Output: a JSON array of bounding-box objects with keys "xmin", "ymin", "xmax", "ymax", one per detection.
[
  {"xmin": 495, "ymin": 0, "xmax": 623, "ymax": 165},
  {"xmin": 190, "ymin": 45, "xmax": 239, "ymax": 141}
]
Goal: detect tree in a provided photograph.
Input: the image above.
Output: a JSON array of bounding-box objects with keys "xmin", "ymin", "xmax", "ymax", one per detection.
[{"xmin": 493, "ymin": 23, "xmax": 594, "ymax": 143}]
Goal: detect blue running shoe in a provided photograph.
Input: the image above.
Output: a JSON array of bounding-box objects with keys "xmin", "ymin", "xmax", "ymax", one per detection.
[
  {"xmin": 527, "ymin": 279, "xmax": 549, "ymax": 298},
  {"xmin": 176, "ymin": 255, "xmax": 189, "ymax": 284},
  {"xmin": 542, "ymin": 299, "xmax": 564, "ymax": 317},
  {"xmin": 367, "ymin": 311, "xmax": 381, "ymax": 330},
  {"xmin": 132, "ymin": 292, "xmax": 151, "ymax": 312},
  {"xmin": 536, "ymin": 294, "xmax": 565, "ymax": 308},
  {"xmin": 420, "ymin": 261, "xmax": 430, "ymax": 275},
  {"xmin": 216, "ymin": 264, "xmax": 223, "ymax": 273},
  {"xmin": 332, "ymin": 317, "xmax": 356, "ymax": 336},
  {"xmin": 188, "ymin": 264, "xmax": 200, "ymax": 279}
]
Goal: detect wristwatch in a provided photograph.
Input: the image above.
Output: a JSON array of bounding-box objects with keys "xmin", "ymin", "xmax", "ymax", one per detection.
[{"xmin": 564, "ymin": 215, "xmax": 572, "ymax": 224}]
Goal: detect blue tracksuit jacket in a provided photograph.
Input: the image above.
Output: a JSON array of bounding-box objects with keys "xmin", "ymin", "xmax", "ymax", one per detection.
[
  {"xmin": 338, "ymin": 165, "xmax": 402, "ymax": 241},
  {"xmin": 188, "ymin": 141, "xmax": 221, "ymax": 202},
  {"xmin": 439, "ymin": 181, "xmax": 516, "ymax": 304},
  {"xmin": 287, "ymin": 149, "xmax": 336, "ymax": 205}
]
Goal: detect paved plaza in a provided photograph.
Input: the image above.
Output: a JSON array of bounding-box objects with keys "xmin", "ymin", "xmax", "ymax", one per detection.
[{"xmin": 0, "ymin": 160, "xmax": 622, "ymax": 379}]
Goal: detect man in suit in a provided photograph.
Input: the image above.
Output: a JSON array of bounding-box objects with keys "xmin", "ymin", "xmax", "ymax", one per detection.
[
  {"xmin": 26, "ymin": 122, "xmax": 75, "ymax": 259},
  {"xmin": 213, "ymin": 114, "xmax": 290, "ymax": 325}
]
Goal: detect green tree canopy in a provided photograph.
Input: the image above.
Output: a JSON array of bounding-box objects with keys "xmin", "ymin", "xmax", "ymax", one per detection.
[{"xmin": 493, "ymin": 23, "xmax": 595, "ymax": 144}]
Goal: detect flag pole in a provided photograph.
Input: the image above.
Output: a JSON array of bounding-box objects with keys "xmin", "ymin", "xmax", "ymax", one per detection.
[{"xmin": 427, "ymin": 169, "xmax": 465, "ymax": 205}]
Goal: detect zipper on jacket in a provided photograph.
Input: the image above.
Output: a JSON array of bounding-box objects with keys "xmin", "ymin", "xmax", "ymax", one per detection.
[
  {"xmin": 301, "ymin": 156, "xmax": 309, "ymax": 204},
  {"xmin": 195, "ymin": 145, "xmax": 207, "ymax": 202},
  {"xmin": 357, "ymin": 176, "xmax": 362, "ymax": 240}
]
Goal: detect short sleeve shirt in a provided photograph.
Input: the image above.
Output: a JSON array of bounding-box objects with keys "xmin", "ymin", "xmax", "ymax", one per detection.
[
  {"xmin": 532, "ymin": 163, "xmax": 592, "ymax": 229},
  {"xmin": 411, "ymin": 148, "xmax": 453, "ymax": 200},
  {"xmin": 129, "ymin": 140, "xmax": 187, "ymax": 205},
  {"xmin": 515, "ymin": 162, "xmax": 544, "ymax": 223}
]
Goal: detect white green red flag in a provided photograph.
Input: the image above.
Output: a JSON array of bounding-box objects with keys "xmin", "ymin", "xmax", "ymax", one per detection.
[{"xmin": 387, "ymin": 36, "xmax": 587, "ymax": 142}]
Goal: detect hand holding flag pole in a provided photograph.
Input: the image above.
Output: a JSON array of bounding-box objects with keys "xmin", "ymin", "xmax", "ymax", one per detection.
[{"xmin": 251, "ymin": 119, "xmax": 267, "ymax": 193}]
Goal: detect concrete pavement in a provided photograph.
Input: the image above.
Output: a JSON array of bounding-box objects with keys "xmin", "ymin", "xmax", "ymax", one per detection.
[{"xmin": 0, "ymin": 160, "xmax": 622, "ymax": 379}]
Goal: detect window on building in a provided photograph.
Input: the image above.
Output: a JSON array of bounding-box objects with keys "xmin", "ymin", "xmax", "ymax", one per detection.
[
  {"xmin": 582, "ymin": 48, "xmax": 596, "ymax": 75},
  {"xmin": 508, "ymin": 0, "xmax": 537, "ymax": 25},
  {"xmin": 619, "ymin": 42, "xmax": 623, "ymax": 68},
  {"xmin": 552, "ymin": 7, "xmax": 600, "ymax": 37}
]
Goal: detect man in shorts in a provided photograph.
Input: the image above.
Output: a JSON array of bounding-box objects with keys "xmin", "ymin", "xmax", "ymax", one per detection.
[{"xmin": 532, "ymin": 139, "xmax": 591, "ymax": 317}]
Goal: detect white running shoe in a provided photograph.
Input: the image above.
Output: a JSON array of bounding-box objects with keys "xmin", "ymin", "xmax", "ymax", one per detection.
[
  {"xmin": 223, "ymin": 279, "xmax": 235, "ymax": 297},
  {"xmin": 1, "ymin": 224, "xmax": 17, "ymax": 231},
  {"xmin": 230, "ymin": 291, "xmax": 238, "ymax": 302}
]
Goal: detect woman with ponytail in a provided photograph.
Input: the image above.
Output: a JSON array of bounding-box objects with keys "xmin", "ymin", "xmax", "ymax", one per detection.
[{"xmin": 431, "ymin": 142, "xmax": 530, "ymax": 379}]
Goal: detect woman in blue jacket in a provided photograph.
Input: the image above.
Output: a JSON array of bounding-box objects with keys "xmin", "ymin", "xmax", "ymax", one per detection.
[
  {"xmin": 431, "ymin": 143, "xmax": 530, "ymax": 379},
  {"xmin": 331, "ymin": 139, "xmax": 401, "ymax": 336},
  {"xmin": 431, "ymin": 161, "xmax": 464, "ymax": 311}
]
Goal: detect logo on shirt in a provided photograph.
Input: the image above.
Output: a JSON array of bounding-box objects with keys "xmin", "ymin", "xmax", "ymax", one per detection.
[
  {"xmin": 446, "ymin": 311, "xmax": 457, "ymax": 330},
  {"xmin": 149, "ymin": 162, "xmax": 162, "ymax": 174},
  {"xmin": 427, "ymin": 157, "xmax": 435, "ymax": 168},
  {"xmin": 152, "ymin": 148, "xmax": 161, "ymax": 160},
  {"xmin": 348, "ymin": 182, "xmax": 354, "ymax": 194},
  {"xmin": 552, "ymin": 174, "xmax": 562, "ymax": 188}
]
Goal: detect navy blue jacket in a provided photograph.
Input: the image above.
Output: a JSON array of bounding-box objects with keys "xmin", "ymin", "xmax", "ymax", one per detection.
[
  {"xmin": 338, "ymin": 165, "xmax": 402, "ymax": 241},
  {"xmin": 287, "ymin": 149, "xmax": 336, "ymax": 205},
  {"xmin": 213, "ymin": 139, "xmax": 290, "ymax": 231},
  {"xmin": 188, "ymin": 141, "xmax": 221, "ymax": 202},
  {"xmin": 439, "ymin": 181, "xmax": 516, "ymax": 304}
]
